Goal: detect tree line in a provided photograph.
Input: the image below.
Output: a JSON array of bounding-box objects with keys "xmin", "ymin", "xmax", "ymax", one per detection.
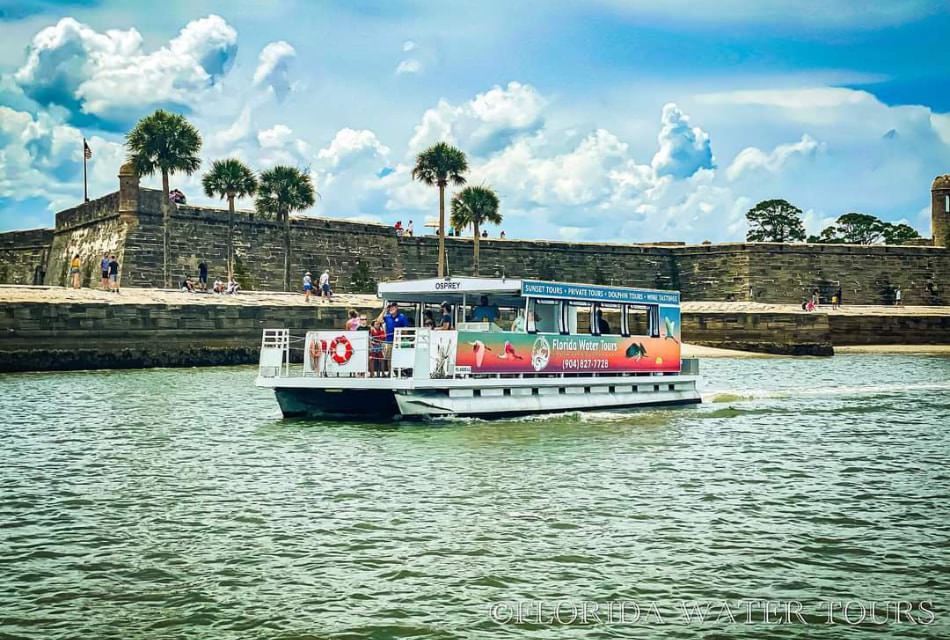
[
  {"xmin": 125, "ymin": 110, "xmax": 503, "ymax": 291},
  {"xmin": 744, "ymin": 199, "xmax": 921, "ymax": 245}
]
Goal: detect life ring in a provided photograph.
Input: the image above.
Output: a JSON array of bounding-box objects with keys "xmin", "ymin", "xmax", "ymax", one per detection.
[
  {"xmin": 329, "ymin": 335, "xmax": 353, "ymax": 365},
  {"xmin": 309, "ymin": 338, "xmax": 326, "ymax": 368}
]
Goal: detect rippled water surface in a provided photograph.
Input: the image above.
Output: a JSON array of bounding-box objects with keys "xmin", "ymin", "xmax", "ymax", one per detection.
[{"xmin": 1, "ymin": 354, "xmax": 949, "ymax": 639}]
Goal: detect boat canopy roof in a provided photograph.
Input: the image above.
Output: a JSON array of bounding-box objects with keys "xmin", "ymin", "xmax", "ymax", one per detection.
[{"xmin": 377, "ymin": 277, "xmax": 680, "ymax": 306}]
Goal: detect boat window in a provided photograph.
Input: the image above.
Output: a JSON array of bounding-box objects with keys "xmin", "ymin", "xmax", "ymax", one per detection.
[
  {"xmin": 591, "ymin": 303, "xmax": 621, "ymax": 336},
  {"xmin": 623, "ymin": 305, "xmax": 650, "ymax": 337},
  {"xmin": 649, "ymin": 307, "xmax": 661, "ymax": 338},
  {"xmin": 527, "ymin": 299, "xmax": 559, "ymax": 334}
]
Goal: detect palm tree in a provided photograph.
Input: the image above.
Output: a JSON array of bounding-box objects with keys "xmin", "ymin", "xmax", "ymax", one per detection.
[
  {"xmin": 411, "ymin": 142, "xmax": 468, "ymax": 277},
  {"xmin": 126, "ymin": 109, "xmax": 202, "ymax": 287},
  {"xmin": 255, "ymin": 166, "xmax": 316, "ymax": 291},
  {"xmin": 202, "ymin": 159, "xmax": 258, "ymax": 284},
  {"xmin": 450, "ymin": 186, "xmax": 501, "ymax": 276}
]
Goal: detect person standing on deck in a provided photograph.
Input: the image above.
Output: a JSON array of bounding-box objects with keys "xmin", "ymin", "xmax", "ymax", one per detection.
[{"xmin": 379, "ymin": 302, "xmax": 408, "ymax": 371}]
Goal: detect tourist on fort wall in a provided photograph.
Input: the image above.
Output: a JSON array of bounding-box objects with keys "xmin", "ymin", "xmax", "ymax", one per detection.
[
  {"xmin": 836, "ymin": 286, "xmax": 843, "ymax": 308},
  {"xmin": 500, "ymin": 231, "xmax": 506, "ymax": 239},
  {"xmin": 69, "ymin": 254, "xmax": 81, "ymax": 289},
  {"xmin": 303, "ymin": 271, "xmax": 313, "ymax": 302},
  {"xmin": 831, "ymin": 291, "xmax": 839, "ymax": 310},
  {"xmin": 100, "ymin": 252, "xmax": 110, "ymax": 290},
  {"xmin": 182, "ymin": 277, "xmax": 195, "ymax": 293},
  {"xmin": 227, "ymin": 279, "xmax": 240, "ymax": 294},
  {"xmin": 320, "ymin": 270, "xmax": 332, "ymax": 303},
  {"xmin": 346, "ymin": 309, "xmax": 360, "ymax": 331},
  {"xmin": 107, "ymin": 255, "xmax": 120, "ymax": 294},
  {"xmin": 406, "ymin": 220, "xmax": 414, "ymax": 237},
  {"xmin": 198, "ymin": 262, "xmax": 208, "ymax": 290},
  {"xmin": 394, "ymin": 220, "xmax": 403, "ymax": 236},
  {"xmin": 812, "ymin": 289, "xmax": 820, "ymax": 308},
  {"xmin": 213, "ymin": 278, "xmax": 225, "ymax": 294},
  {"xmin": 895, "ymin": 286, "xmax": 903, "ymax": 307}
]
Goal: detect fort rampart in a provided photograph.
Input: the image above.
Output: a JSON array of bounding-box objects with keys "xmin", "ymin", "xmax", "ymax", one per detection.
[{"xmin": 1, "ymin": 185, "xmax": 948, "ymax": 306}]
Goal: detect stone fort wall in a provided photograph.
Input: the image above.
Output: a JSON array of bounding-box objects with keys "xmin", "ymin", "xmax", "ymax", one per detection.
[{"xmin": 1, "ymin": 186, "xmax": 948, "ymax": 305}]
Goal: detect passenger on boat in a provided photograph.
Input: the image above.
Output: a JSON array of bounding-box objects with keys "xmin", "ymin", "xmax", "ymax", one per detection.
[
  {"xmin": 346, "ymin": 309, "xmax": 360, "ymax": 331},
  {"xmin": 423, "ymin": 310, "xmax": 435, "ymax": 329},
  {"xmin": 381, "ymin": 302, "xmax": 409, "ymax": 341},
  {"xmin": 511, "ymin": 309, "xmax": 526, "ymax": 332},
  {"xmin": 471, "ymin": 296, "xmax": 499, "ymax": 323},
  {"xmin": 369, "ymin": 320, "xmax": 386, "ymax": 376},
  {"xmin": 436, "ymin": 302, "xmax": 453, "ymax": 330},
  {"xmin": 596, "ymin": 309, "xmax": 611, "ymax": 334}
]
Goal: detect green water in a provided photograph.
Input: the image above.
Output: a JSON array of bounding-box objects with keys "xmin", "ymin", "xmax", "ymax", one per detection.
[{"xmin": 1, "ymin": 354, "xmax": 948, "ymax": 638}]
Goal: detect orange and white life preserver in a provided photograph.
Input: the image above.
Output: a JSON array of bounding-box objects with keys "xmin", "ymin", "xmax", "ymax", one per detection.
[{"xmin": 329, "ymin": 335, "xmax": 353, "ymax": 365}]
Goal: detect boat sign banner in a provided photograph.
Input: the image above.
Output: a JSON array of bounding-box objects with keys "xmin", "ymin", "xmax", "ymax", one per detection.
[
  {"xmin": 455, "ymin": 332, "xmax": 681, "ymax": 374},
  {"xmin": 521, "ymin": 280, "xmax": 679, "ymax": 305}
]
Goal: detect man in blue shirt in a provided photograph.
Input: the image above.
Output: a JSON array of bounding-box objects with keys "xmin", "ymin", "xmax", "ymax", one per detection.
[
  {"xmin": 471, "ymin": 296, "xmax": 499, "ymax": 323},
  {"xmin": 382, "ymin": 302, "xmax": 408, "ymax": 342}
]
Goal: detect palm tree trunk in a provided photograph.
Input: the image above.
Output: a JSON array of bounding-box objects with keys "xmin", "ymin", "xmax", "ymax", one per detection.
[
  {"xmin": 227, "ymin": 195, "xmax": 235, "ymax": 283},
  {"xmin": 473, "ymin": 218, "xmax": 480, "ymax": 276},
  {"xmin": 437, "ymin": 183, "xmax": 446, "ymax": 278},
  {"xmin": 283, "ymin": 213, "xmax": 291, "ymax": 292},
  {"xmin": 162, "ymin": 170, "xmax": 170, "ymax": 288}
]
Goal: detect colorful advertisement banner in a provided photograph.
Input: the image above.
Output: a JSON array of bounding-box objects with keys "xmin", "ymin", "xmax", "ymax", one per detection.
[
  {"xmin": 456, "ymin": 306, "xmax": 682, "ymax": 375},
  {"xmin": 455, "ymin": 331, "xmax": 681, "ymax": 374}
]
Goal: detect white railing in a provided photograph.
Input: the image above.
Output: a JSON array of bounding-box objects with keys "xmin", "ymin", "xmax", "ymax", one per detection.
[{"xmin": 259, "ymin": 328, "xmax": 290, "ymax": 378}]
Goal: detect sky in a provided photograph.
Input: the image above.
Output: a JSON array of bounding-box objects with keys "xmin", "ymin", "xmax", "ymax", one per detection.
[{"xmin": 0, "ymin": 0, "xmax": 948, "ymax": 242}]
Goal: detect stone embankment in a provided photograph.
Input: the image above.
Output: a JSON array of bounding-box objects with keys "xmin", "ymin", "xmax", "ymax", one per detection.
[{"xmin": 1, "ymin": 287, "xmax": 948, "ymax": 372}]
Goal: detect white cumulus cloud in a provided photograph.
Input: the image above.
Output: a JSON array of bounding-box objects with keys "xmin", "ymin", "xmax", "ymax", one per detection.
[
  {"xmin": 253, "ymin": 40, "xmax": 296, "ymax": 100},
  {"xmin": 408, "ymin": 81, "xmax": 547, "ymax": 155},
  {"xmin": 651, "ymin": 103, "xmax": 715, "ymax": 179},
  {"xmin": 726, "ymin": 134, "xmax": 821, "ymax": 181},
  {"xmin": 13, "ymin": 15, "xmax": 237, "ymax": 126}
]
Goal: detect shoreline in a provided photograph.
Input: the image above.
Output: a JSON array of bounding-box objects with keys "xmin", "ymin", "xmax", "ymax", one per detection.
[{"xmin": 1, "ymin": 285, "xmax": 948, "ymax": 372}]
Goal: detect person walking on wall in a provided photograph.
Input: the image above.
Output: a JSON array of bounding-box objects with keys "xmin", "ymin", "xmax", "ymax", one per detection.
[
  {"xmin": 69, "ymin": 254, "xmax": 81, "ymax": 289},
  {"xmin": 836, "ymin": 286, "xmax": 843, "ymax": 308},
  {"xmin": 100, "ymin": 252, "xmax": 110, "ymax": 290},
  {"xmin": 303, "ymin": 271, "xmax": 313, "ymax": 302},
  {"xmin": 107, "ymin": 254, "xmax": 120, "ymax": 293},
  {"xmin": 320, "ymin": 269, "xmax": 332, "ymax": 303},
  {"xmin": 198, "ymin": 261, "xmax": 208, "ymax": 291},
  {"xmin": 895, "ymin": 286, "xmax": 903, "ymax": 308}
]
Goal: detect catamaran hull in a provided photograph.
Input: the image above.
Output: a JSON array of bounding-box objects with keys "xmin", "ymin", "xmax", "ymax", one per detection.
[
  {"xmin": 269, "ymin": 381, "xmax": 700, "ymax": 419},
  {"xmin": 275, "ymin": 388, "xmax": 400, "ymax": 419}
]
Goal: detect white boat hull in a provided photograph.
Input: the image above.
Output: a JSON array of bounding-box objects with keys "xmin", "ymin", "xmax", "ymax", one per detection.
[{"xmin": 259, "ymin": 375, "xmax": 701, "ymax": 419}]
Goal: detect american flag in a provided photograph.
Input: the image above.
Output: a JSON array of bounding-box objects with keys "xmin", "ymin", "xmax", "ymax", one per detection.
[{"xmin": 83, "ymin": 139, "xmax": 92, "ymax": 160}]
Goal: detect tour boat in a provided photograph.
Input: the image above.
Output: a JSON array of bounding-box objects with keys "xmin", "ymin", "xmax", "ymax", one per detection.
[{"xmin": 256, "ymin": 277, "xmax": 701, "ymax": 418}]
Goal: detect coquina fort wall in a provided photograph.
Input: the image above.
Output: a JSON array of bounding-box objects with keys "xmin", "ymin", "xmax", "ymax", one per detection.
[{"xmin": 1, "ymin": 168, "xmax": 948, "ymax": 305}]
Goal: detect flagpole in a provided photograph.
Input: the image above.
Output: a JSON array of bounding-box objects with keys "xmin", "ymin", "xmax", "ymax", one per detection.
[{"xmin": 83, "ymin": 137, "xmax": 89, "ymax": 202}]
